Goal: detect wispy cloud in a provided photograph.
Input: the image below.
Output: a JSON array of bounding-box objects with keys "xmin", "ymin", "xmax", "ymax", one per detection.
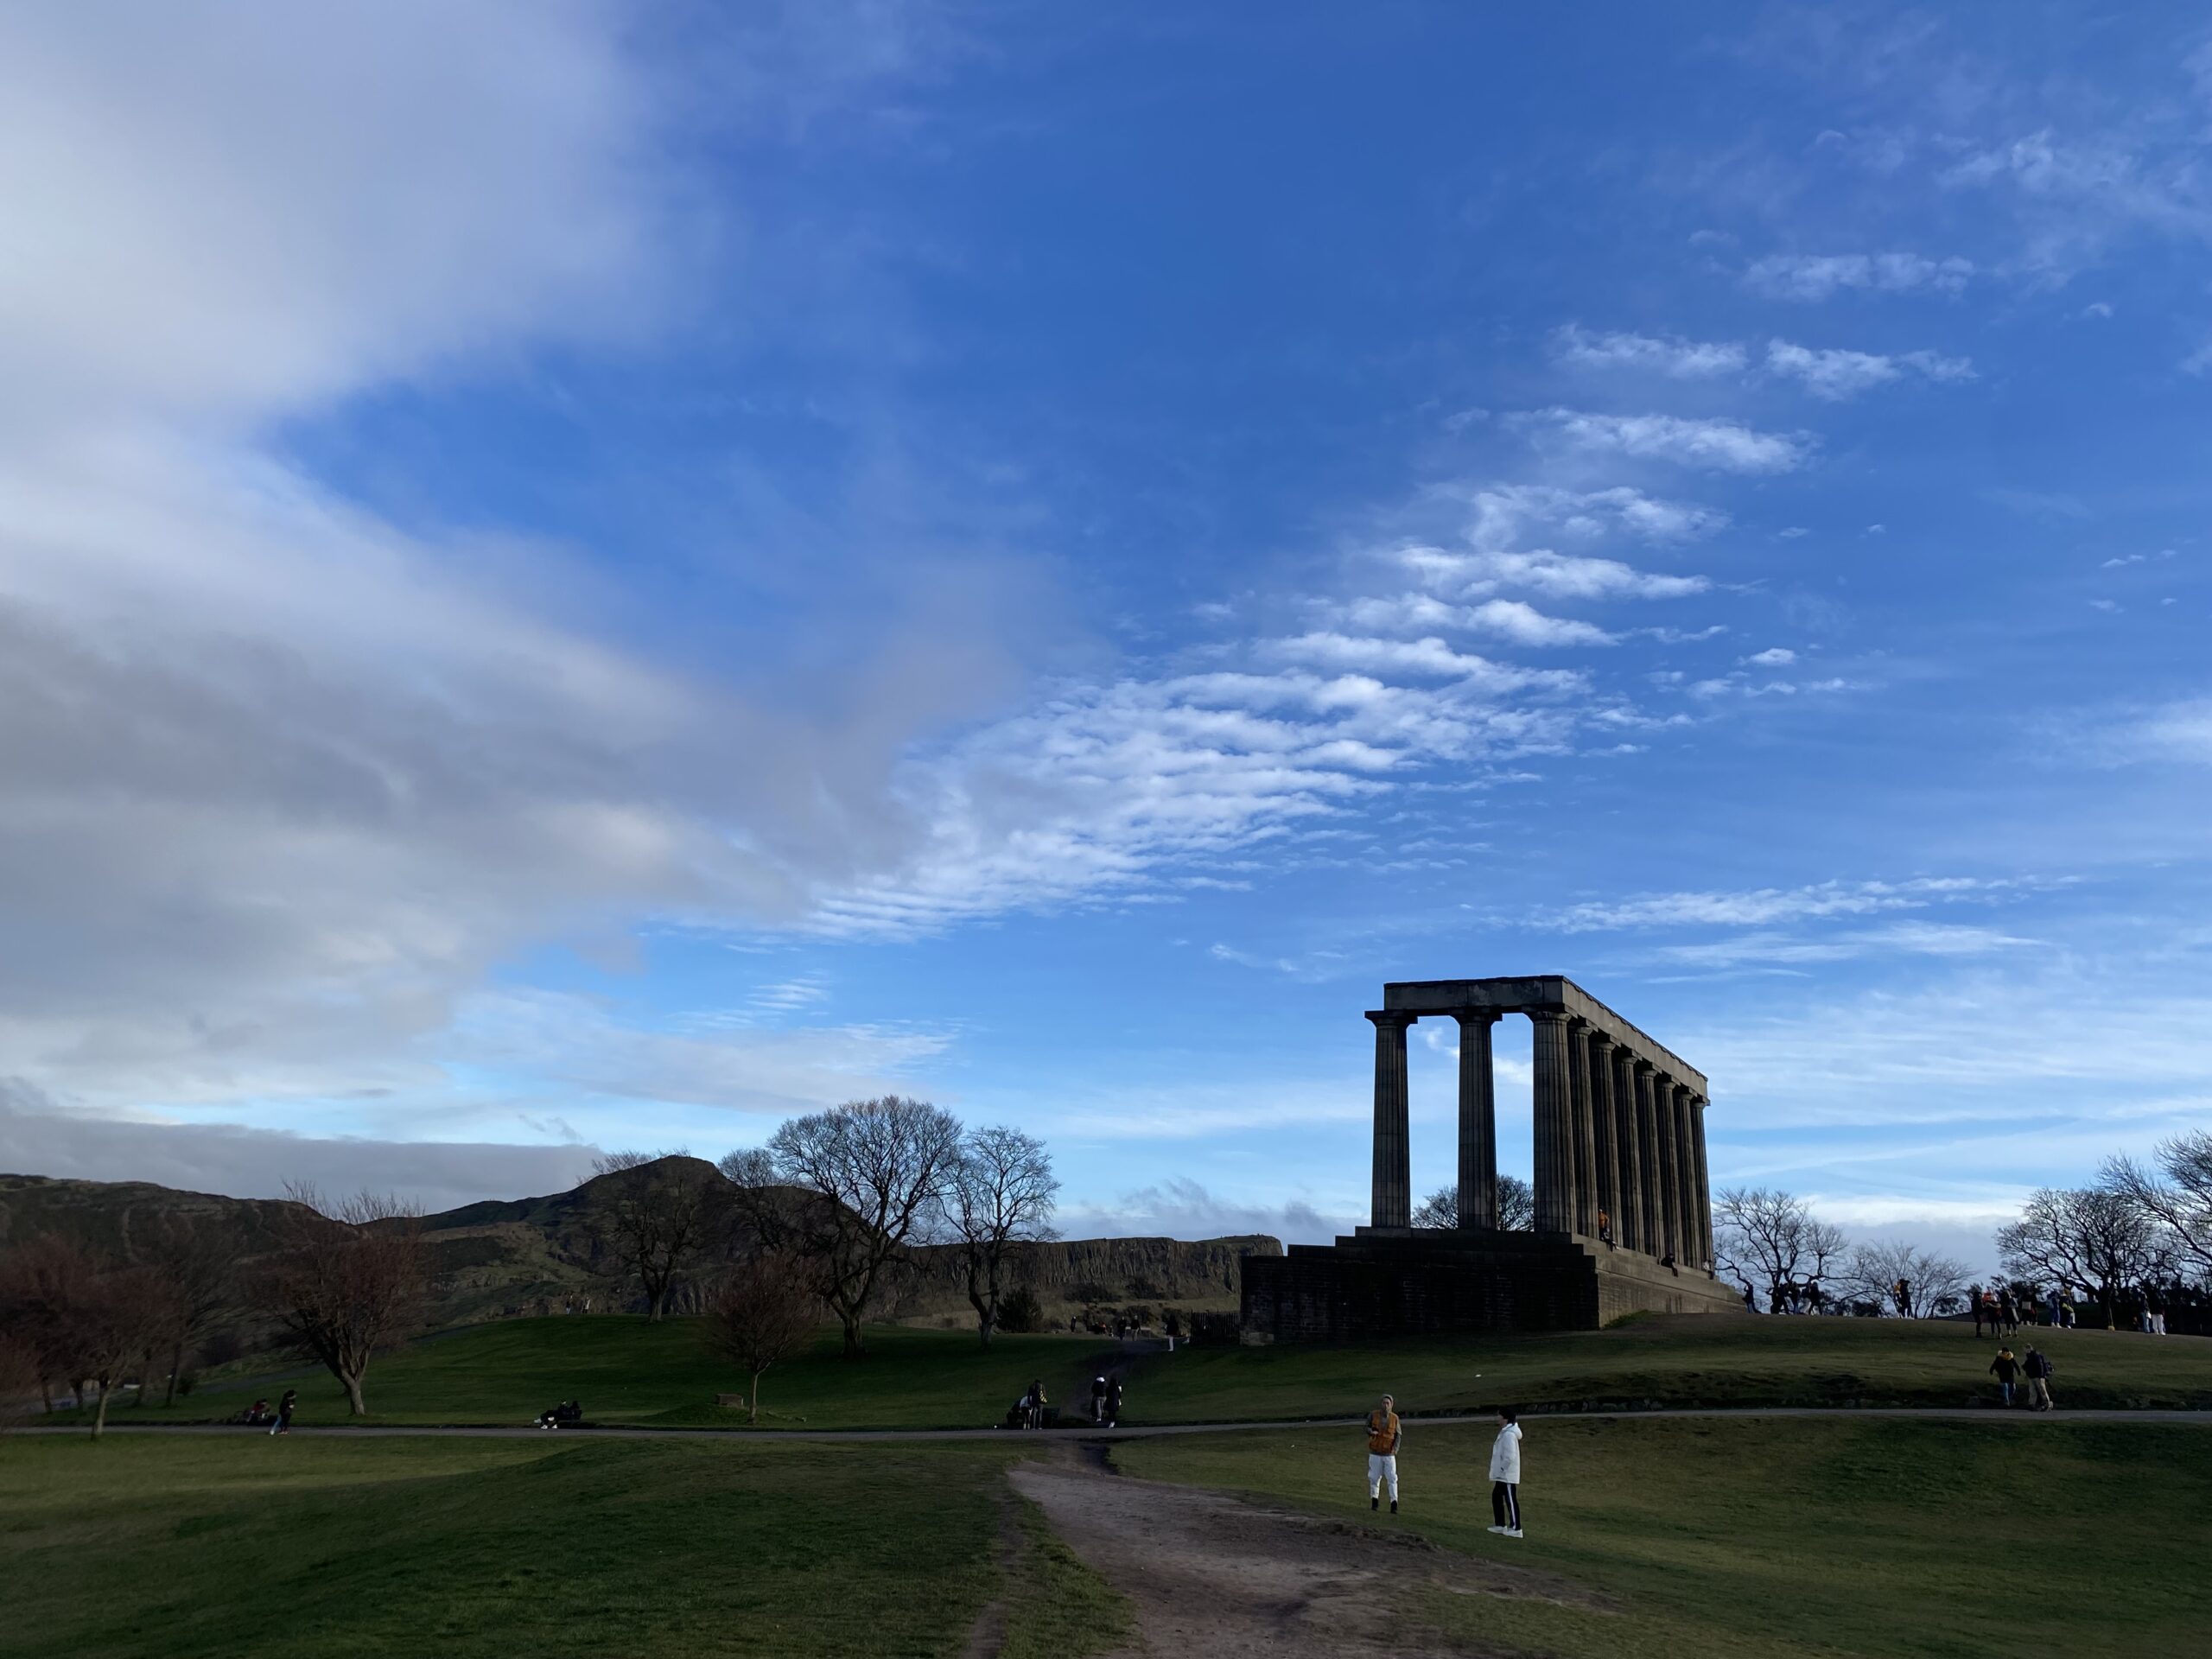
[
  {"xmin": 1552, "ymin": 323, "xmax": 1747, "ymax": 378},
  {"xmin": 1744, "ymin": 252, "xmax": 1974, "ymax": 300},
  {"xmin": 1764, "ymin": 339, "xmax": 1974, "ymax": 399},
  {"xmin": 1656, "ymin": 921, "xmax": 2038, "ymax": 969},
  {"xmin": 1400, "ymin": 545, "xmax": 1708, "ymax": 601},
  {"xmin": 1524, "ymin": 409, "xmax": 1810, "ymax": 473},
  {"xmin": 1556, "ymin": 875, "xmax": 2037, "ymax": 931}
]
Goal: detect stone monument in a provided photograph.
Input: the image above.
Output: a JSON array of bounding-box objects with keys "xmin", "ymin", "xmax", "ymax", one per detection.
[{"xmin": 1239, "ymin": 976, "xmax": 1745, "ymax": 1338}]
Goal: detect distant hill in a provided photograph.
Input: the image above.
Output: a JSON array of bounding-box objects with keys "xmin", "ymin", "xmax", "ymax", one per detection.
[{"xmin": 0, "ymin": 1161, "xmax": 1282, "ymax": 1336}]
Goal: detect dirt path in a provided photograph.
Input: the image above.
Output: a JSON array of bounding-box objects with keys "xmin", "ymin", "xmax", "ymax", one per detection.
[{"xmin": 1007, "ymin": 1446, "xmax": 1599, "ymax": 1657}]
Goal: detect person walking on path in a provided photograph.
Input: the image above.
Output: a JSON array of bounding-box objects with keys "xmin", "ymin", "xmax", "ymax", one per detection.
[
  {"xmin": 1104, "ymin": 1376, "xmax": 1123, "ymax": 1428},
  {"xmin": 1989, "ymin": 1348, "xmax": 2020, "ymax": 1408},
  {"xmin": 1364, "ymin": 1393, "xmax": 1402, "ymax": 1515},
  {"xmin": 1487, "ymin": 1408, "xmax": 1524, "ymax": 1539},
  {"xmin": 269, "ymin": 1388, "xmax": 297, "ymax": 1437},
  {"xmin": 1090, "ymin": 1374, "xmax": 1109, "ymax": 1426},
  {"xmin": 2023, "ymin": 1344, "xmax": 2056, "ymax": 1411}
]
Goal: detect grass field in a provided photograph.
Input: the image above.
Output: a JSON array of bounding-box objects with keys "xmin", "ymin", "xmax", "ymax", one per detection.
[
  {"xmin": 1122, "ymin": 1312, "xmax": 2212, "ymax": 1420},
  {"xmin": 96, "ymin": 1311, "xmax": 2212, "ymax": 1433},
  {"xmin": 0, "ymin": 1433, "xmax": 1130, "ymax": 1659},
  {"xmin": 1116, "ymin": 1414, "xmax": 2212, "ymax": 1658},
  {"xmin": 102, "ymin": 1319, "xmax": 1119, "ymax": 1429}
]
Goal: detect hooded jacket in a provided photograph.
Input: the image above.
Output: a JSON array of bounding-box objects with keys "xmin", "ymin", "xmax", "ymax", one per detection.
[{"xmin": 1489, "ymin": 1420, "xmax": 1522, "ymax": 1484}]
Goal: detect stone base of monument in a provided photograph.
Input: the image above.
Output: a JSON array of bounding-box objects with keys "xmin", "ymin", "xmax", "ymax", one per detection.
[{"xmin": 1238, "ymin": 1226, "xmax": 1746, "ymax": 1341}]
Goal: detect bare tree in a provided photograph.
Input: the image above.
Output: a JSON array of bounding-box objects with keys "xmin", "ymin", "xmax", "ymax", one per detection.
[
  {"xmin": 141, "ymin": 1216, "xmax": 241, "ymax": 1407},
  {"xmin": 2103, "ymin": 1134, "xmax": 2212, "ymax": 1283},
  {"xmin": 702, "ymin": 1252, "xmax": 822, "ymax": 1423},
  {"xmin": 587, "ymin": 1154, "xmax": 721, "ymax": 1321},
  {"xmin": 728, "ymin": 1096, "xmax": 963, "ymax": 1358},
  {"xmin": 1410, "ymin": 1175, "xmax": 1535, "ymax": 1231},
  {"xmin": 944, "ymin": 1126, "xmax": 1059, "ymax": 1347},
  {"xmin": 1997, "ymin": 1186, "xmax": 2167, "ymax": 1329},
  {"xmin": 259, "ymin": 1186, "xmax": 428, "ymax": 1415},
  {"xmin": 71, "ymin": 1262, "xmax": 167, "ymax": 1439},
  {"xmin": 1840, "ymin": 1239, "xmax": 1969, "ymax": 1317},
  {"xmin": 1713, "ymin": 1186, "xmax": 1848, "ymax": 1312},
  {"xmin": 0, "ymin": 1233, "xmax": 95, "ymax": 1413},
  {"xmin": 0, "ymin": 1332, "xmax": 37, "ymax": 1431}
]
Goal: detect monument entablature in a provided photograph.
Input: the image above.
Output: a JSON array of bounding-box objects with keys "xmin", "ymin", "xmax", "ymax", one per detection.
[{"xmin": 1378, "ymin": 976, "xmax": 1705, "ymax": 1092}]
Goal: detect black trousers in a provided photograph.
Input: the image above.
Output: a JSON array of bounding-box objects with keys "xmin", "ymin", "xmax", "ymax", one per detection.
[{"xmin": 1491, "ymin": 1481, "xmax": 1520, "ymax": 1529}]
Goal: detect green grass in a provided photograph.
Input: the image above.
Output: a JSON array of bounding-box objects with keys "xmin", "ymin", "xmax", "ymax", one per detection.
[
  {"xmin": 0, "ymin": 1433, "xmax": 1128, "ymax": 1659},
  {"xmin": 1116, "ymin": 1414, "xmax": 2212, "ymax": 1658},
  {"xmin": 117, "ymin": 1319, "xmax": 1119, "ymax": 1430},
  {"xmin": 94, "ymin": 1313, "xmax": 2212, "ymax": 1434},
  {"xmin": 1121, "ymin": 1313, "xmax": 2212, "ymax": 1421}
]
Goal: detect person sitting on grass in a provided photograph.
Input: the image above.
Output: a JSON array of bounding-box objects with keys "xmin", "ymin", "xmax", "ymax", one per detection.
[{"xmin": 1989, "ymin": 1347, "xmax": 2019, "ymax": 1408}]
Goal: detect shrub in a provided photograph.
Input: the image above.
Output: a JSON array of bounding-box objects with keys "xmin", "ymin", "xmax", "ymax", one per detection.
[{"xmin": 998, "ymin": 1287, "xmax": 1044, "ymax": 1333}]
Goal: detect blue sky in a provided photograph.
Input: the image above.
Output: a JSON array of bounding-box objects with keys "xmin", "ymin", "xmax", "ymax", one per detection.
[{"xmin": 3, "ymin": 5, "xmax": 2209, "ymax": 1267}]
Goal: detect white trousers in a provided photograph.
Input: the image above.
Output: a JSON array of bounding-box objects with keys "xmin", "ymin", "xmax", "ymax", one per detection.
[{"xmin": 1366, "ymin": 1452, "xmax": 1398, "ymax": 1500}]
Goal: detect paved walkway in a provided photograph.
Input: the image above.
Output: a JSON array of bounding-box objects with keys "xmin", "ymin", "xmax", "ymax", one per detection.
[{"xmin": 19, "ymin": 1405, "xmax": 2212, "ymax": 1442}]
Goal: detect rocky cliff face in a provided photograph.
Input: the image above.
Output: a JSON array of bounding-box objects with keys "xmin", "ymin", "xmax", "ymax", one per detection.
[{"xmin": 899, "ymin": 1233, "xmax": 1281, "ymax": 1316}]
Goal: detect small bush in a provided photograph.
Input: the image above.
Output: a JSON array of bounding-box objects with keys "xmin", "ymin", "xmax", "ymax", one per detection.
[{"xmin": 999, "ymin": 1287, "xmax": 1044, "ymax": 1334}]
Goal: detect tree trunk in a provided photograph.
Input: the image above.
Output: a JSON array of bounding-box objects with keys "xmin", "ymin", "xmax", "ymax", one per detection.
[
  {"xmin": 92, "ymin": 1384, "xmax": 111, "ymax": 1440},
  {"xmin": 345, "ymin": 1373, "xmax": 367, "ymax": 1415},
  {"xmin": 164, "ymin": 1339, "xmax": 184, "ymax": 1408},
  {"xmin": 841, "ymin": 1313, "xmax": 866, "ymax": 1358},
  {"xmin": 747, "ymin": 1371, "xmax": 760, "ymax": 1425}
]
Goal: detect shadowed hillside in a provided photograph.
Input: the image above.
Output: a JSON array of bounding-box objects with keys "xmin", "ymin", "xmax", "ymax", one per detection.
[{"xmin": 0, "ymin": 1160, "xmax": 1283, "ymax": 1337}]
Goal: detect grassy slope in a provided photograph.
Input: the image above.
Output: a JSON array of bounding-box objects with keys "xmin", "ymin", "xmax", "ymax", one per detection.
[
  {"xmin": 0, "ymin": 1433, "xmax": 1129, "ymax": 1659},
  {"xmin": 1116, "ymin": 1414, "xmax": 2212, "ymax": 1659},
  {"xmin": 1122, "ymin": 1313, "xmax": 2212, "ymax": 1420},
  {"xmin": 125, "ymin": 1319, "xmax": 1118, "ymax": 1429},
  {"xmin": 105, "ymin": 1313, "xmax": 2212, "ymax": 1433}
]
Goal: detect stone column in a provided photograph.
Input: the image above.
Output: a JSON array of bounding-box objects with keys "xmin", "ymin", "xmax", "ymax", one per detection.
[
  {"xmin": 1634, "ymin": 1063, "xmax": 1663, "ymax": 1258},
  {"xmin": 1366, "ymin": 1011, "xmax": 1415, "ymax": 1229},
  {"xmin": 1655, "ymin": 1074, "xmax": 1682, "ymax": 1263},
  {"xmin": 1567, "ymin": 1018, "xmax": 1597, "ymax": 1236},
  {"xmin": 1453, "ymin": 1011, "xmax": 1500, "ymax": 1230},
  {"xmin": 1611, "ymin": 1046, "xmax": 1643, "ymax": 1251},
  {"xmin": 1663, "ymin": 1092, "xmax": 1699, "ymax": 1274},
  {"xmin": 1689, "ymin": 1094, "xmax": 1714, "ymax": 1272},
  {"xmin": 1586, "ymin": 1029, "xmax": 1619, "ymax": 1245},
  {"xmin": 1529, "ymin": 1008, "xmax": 1575, "ymax": 1236}
]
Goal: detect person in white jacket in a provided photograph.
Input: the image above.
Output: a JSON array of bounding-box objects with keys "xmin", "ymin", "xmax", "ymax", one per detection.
[{"xmin": 1487, "ymin": 1408, "xmax": 1523, "ymax": 1538}]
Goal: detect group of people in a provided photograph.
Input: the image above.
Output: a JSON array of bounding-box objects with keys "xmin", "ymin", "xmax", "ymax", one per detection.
[
  {"xmin": 1362, "ymin": 1394, "xmax": 1527, "ymax": 1540},
  {"xmin": 1969, "ymin": 1286, "xmax": 2027, "ymax": 1336},
  {"xmin": 1086, "ymin": 1373, "xmax": 1125, "ymax": 1427},
  {"xmin": 1974, "ymin": 1282, "xmax": 2179, "ymax": 1333},
  {"xmin": 1986, "ymin": 1344, "xmax": 2057, "ymax": 1410},
  {"xmin": 234, "ymin": 1389, "xmax": 297, "ymax": 1433}
]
